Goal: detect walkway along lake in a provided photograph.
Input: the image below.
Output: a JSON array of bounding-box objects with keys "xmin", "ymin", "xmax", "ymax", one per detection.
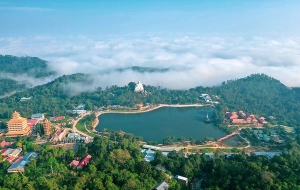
[{"xmin": 96, "ymin": 107, "xmax": 226, "ymax": 143}]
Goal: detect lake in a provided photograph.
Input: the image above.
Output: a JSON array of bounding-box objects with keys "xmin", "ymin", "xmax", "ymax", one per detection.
[{"xmin": 96, "ymin": 107, "xmax": 226, "ymax": 143}]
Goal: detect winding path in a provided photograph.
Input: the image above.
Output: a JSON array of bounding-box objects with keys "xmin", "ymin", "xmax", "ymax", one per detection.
[{"xmin": 70, "ymin": 111, "xmax": 93, "ymax": 138}]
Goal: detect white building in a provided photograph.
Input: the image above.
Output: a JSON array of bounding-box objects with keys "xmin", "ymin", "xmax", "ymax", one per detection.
[
  {"xmin": 134, "ymin": 81, "xmax": 144, "ymax": 93},
  {"xmin": 67, "ymin": 132, "xmax": 80, "ymax": 139},
  {"xmin": 70, "ymin": 110, "xmax": 87, "ymax": 115},
  {"xmin": 175, "ymin": 175, "xmax": 188, "ymax": 185},
  {"xmin": 20, "ymin": 97, "xmax": 32, "ymax": 101},
  {"xmin": 2, "ymin": 148, "xmax": 22, "ymax": 157}
]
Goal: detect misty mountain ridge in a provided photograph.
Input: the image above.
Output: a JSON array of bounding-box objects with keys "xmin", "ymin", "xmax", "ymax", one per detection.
[
  {"xmin": 0, "ymin": 54, "xmax": 299, "ymax": 102},
  {"xmin": 0, "ymin": 55, "xmax": 58, "ymax": 97},
  {"xmin": 0, "ymin": 55, "xmax": 56, "ymax": 78},
  {"xmin": 115, "ymin": 66, "xmax": 169, "ymax": 73}
]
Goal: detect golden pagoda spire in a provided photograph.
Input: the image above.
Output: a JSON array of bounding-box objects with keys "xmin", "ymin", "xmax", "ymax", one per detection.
[{"xmin": 12, "ymin": 111, "xmax": 21, "ymax": 119}]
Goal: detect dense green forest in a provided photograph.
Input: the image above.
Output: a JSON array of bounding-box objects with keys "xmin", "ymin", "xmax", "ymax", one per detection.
[
  {"xmin": 0, "ymin": 135, "xmax": 185, "ymax": 190},
  {"xmin": 0, "ymin": 55, "xmax": 56, "ymax": 96},
  {"xmin": 0, "ymin": 55, "xmax": 56, "ymax": 78},
  {"xmin": 1, "ymin": 134, "xmax": 300, "ymax": 189},
  {"xmin": 0, "ymin": 79, "xmax": 26, "ymax": 97},
  {"xmin": 212, "ymin": 74, "xmax": 300, "ymax": 127}
]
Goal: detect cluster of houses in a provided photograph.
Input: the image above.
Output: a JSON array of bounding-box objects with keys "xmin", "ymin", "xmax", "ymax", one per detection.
[
  {"xmin": 199, "ymin": 94, "xmax": 219, "ymax": 104},
  {"xmin": 226, "ymin": 110, "xmax": 268, "ymax": 125},
  {"xmin": 1, "ymin": 147, "xmax": 22, "ymax": 163},
  {"xmin": 69, "ymin": 154, "xmax": 92, "ymax": 169},
  {"xmin": 7, "ymin": 152, "xmax": 38, "ymax": 173},
  {"xmin": 67, "ymin": 104, "xmax": 86, "ymax": 115},
  {"xmin": 200, "ymin": 94, "xmax": 213, "ymax": 103},
  {"xmin": 0, "ymin": 140, "xmax": 38, "ymax": 173}
]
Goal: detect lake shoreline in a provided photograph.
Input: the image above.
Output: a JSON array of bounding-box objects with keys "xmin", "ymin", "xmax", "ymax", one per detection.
[{"xmin": 92, "ymin": 103, "xmax": 207, "ymax": 131}]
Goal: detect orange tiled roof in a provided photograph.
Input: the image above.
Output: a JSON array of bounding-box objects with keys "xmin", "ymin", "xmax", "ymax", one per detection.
[
  {"xmin": 232, "ymin": 119, "xmax": 248, "ymax": 123},
  {"xmin": 8, "ymin": 118, "xmax": 27, "ymax": 123}
]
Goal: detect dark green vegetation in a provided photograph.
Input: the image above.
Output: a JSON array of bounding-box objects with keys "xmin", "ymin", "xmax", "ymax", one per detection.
[
  {"xmin": 153, "ymin": 137, "xmax": 300, "ymax": 190},
  {"xmin": 0, "ymin": 55, "xmax": 56, "ymax": 96},
  {"xmin": 0, "ymin": 135, "xmax": 186, "ymax": 190},
  {"xmin": 0, "ymin": 55, "xmax": 56, "ymax": 78},
  {"xmin": 2, "ymin": 135, "xmax": 300, "ymax": 189},
  {"xmin": 0, "ymin": 79, "xmax": 26, "ymax": 97},
  {"xmin": 213, "ymin": 74, "xmax": 300, "ymax": 128}
]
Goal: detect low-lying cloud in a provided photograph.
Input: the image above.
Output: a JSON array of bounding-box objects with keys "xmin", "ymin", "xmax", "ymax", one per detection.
[{"xmin": 1, "ymin": 34, "xmax": 300, "ymax": 94}]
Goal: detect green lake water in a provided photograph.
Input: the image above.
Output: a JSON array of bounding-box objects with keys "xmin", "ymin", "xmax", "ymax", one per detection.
[{"xmin": 96, "ymin": 107, "xmax": 226, "ymax": 143}]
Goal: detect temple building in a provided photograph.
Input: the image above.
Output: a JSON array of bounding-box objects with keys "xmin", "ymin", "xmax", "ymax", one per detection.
[
  {"xmin": 134, "ymin": 81, "xmax": 144, "ymax": 93},
  {"xmin": 6, "ymin": 111, "xmax": 30, "ymax": 137},
  {"xmin": 43, "ymin": 118, "xmax": 52, "ymax": 136}
]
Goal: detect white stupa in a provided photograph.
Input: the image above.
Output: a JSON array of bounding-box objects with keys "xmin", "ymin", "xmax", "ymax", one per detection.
[{"xmin": 134, "ymin": 81, "xmax": 144, "ymax": 93}]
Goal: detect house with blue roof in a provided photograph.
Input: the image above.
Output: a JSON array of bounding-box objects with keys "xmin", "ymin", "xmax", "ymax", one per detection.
[
  {"xmin": 7, "ymin": 152, "xmax": 38, "ymax": 173},
  {"xmin": 141, "ymin": 149, "xmax": 155, "ymax": 162},
  {"xmin": 31, "ymin": 113, "xmax": 44, "ymax": 121}
]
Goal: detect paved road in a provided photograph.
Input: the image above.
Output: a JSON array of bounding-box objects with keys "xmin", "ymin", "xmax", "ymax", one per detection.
[{"xmin": 71, "ymin": 112, "xmax": 93, "ymax": 138}]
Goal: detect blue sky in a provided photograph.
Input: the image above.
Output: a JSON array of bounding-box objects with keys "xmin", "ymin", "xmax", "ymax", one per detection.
[
  {"xmin": 1, "ymin": 0, "xmax": 300, "ymax": 37},
  {"xmin": 1, "ymin": 1, "xmax": 300, "ymax": 89}
]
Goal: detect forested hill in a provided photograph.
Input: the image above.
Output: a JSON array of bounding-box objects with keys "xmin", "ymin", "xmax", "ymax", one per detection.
[
  {"xmin": 0, "ymin": 73, "xmax": 91, "ymax": 119},
  {"xmin": 0, "ymin": 73, "xmax": 299, "ymax": 127},
  {"xmin": 212, "ymin": 74, "xmax": 300, "ymax": 127},
  {"xmin": 0, "ymin": 55, "xmax": 57, "ymax": 97},
  {"xmin": 0, "ymin": 55, "xmax": 56, "ymax": 78}
]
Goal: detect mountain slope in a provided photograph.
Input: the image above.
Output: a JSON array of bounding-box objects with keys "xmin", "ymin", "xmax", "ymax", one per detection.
[
  {"xmin": 213, "ymin": 74, "xmax": 300, "ymax": 126},
  {"xmin": 0, "ymin": 55, "xmax": 57, "ymax": 97},
  {"xmin": 0, "ymin": 55, "xmax": 56, "ymax": 78}
]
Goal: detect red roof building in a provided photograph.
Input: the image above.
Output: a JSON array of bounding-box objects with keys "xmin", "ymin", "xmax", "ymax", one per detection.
[
  {"xmin": 228, "ymin": 110, "xmax": 264, "ymax": 125},
  {"xmin": 0, "ymin": 141, "xmax": 13, "ymax": 148},
  {"xmin": 13, "ymin": 156, "xmax": 23, "ymax": 163},
  {"xmin": 258, "ymin": 117, "xmax": 268, "ymax": 124},
  {"xmin": 226, "ymin": 112, "xmax": 239, "ymax": 120},
  {"xmin": 50, "ymin": 116, "xmax": 65, "ymax": 121},
  {"xmin": 232, "ymin": 119, "xmax": 248, "ymax": 124},
  {"xmin": 77, "ymin": 154, "xmax": 92, "ymax": 169},
  {"xmin": 27, "ymin": 119, "xmax": 38, "ymax": 128},
  {"xmin": 69, "ymin": 160, "xmax": 80, "ymax": 167},
  {"xmin": 7, "ymin": 156, "xmax": 17, "ymax": 163},
  {"xmin": 1, "ymin": 149, "xmax": 8, "ymax": 154}
]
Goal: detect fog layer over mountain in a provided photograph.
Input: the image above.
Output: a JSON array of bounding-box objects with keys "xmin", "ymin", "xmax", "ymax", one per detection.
[{"xmin": 1, "ymin": 35, "xmax": 300, "ymax": 90}]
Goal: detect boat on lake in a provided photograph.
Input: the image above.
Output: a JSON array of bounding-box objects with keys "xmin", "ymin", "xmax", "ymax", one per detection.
[{"xmin": 204, "ymin": 113, "xmax": 211, "ymax": 123}]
